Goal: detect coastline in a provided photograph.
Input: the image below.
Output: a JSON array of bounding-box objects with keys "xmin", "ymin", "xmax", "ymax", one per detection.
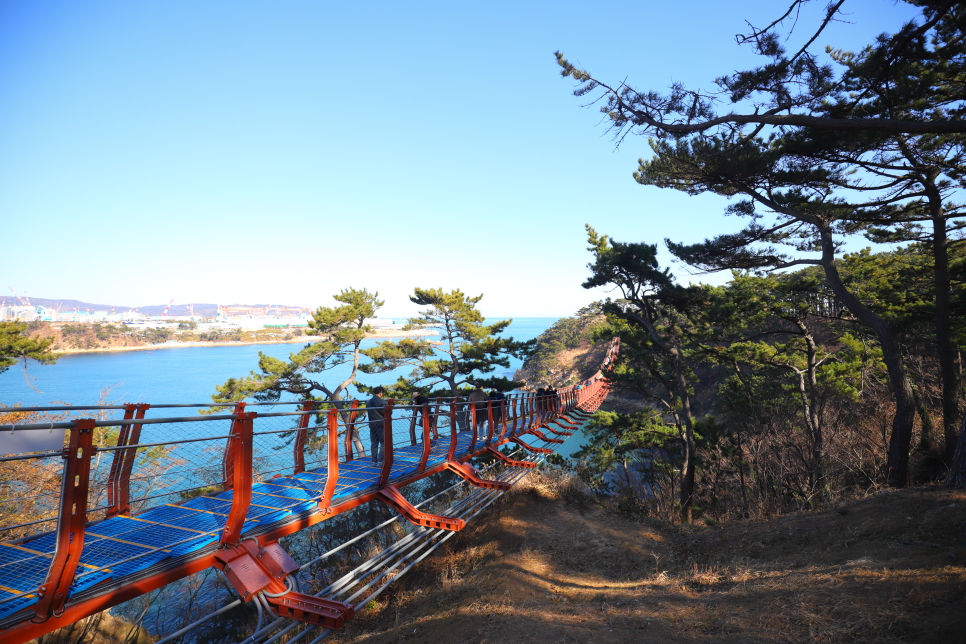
[{"xmin": 52, "ymin": 328, "xmax": 439, "ymax": 356}]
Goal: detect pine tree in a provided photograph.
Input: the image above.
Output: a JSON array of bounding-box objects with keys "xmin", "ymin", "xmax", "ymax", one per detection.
[
  {"xmin": 361, "ymin": 288, "xmax": 530, "ymax": 397},
  {"xmin": 211, "ymin": 288, "xmax": 383, "ymax": 405},
  {"xmin": 557, "ymin": 1, "xmax": 966, "ymax": 486},
  {"xmin": 0, "ymin": 322, "xmax": 58, "ymax": 376}
]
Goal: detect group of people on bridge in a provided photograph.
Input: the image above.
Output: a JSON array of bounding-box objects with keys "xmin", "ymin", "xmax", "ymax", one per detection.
[{"xmin": 356, "ymin": 387, "xmax": 568, "ymax": 463}]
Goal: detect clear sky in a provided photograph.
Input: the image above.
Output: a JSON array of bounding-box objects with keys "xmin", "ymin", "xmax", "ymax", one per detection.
[{"xmin": 1, "ymin": 0, "xmax": 921, "ymax": 318}]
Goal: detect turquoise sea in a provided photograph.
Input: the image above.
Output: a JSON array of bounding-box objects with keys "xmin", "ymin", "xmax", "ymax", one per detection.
[{"xmin": 0, "ymin": 318, "xmax": 558, "ymax": 407}]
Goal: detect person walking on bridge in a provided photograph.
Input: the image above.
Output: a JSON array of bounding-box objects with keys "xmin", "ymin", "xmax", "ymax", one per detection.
[
  {"xmin": 368, "ymin": 386, "xmax": 386, "ymax": 463},
  {"xmin": 468, "ymin": 385, "xmax": 487, "ymax": 440},
  {"xmin": 489, "ymin": 389, "xmax": 506, "ymax": 435},
  {"xmin": 410, "ymin": 392, "xmax": 430, "ymax": 445}
]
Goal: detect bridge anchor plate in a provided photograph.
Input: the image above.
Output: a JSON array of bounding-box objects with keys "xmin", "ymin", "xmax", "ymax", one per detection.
[{"xmin": 213, "ymin": 540, "xmax": 354, "ymax": 630}]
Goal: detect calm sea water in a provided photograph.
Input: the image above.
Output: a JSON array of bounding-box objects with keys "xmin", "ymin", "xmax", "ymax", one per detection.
[{"xmin": 0, "ymin": 318, "xmax": 557, "ymax": 407}]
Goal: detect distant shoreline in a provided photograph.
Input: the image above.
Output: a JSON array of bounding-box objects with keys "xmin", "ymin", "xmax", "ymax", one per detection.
[{"xmin": 53, "ymin": 328, "xmax": 439, "ymax": 356}]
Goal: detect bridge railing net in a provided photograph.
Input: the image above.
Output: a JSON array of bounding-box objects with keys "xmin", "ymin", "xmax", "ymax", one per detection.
[
  {"xmin": 122, "ymin": 418, "xmax": 235, "ymax": 511},
  {"xmin": 0, "ymin": 377, "xmax": 609, "ymax": 536},
  {"xmin": 0, "ymin": 337, "xmax": 620, "ymax": 625},
  {"xmin": 0, "ymin": 450, "xmax": 66, "ymax": 543}
]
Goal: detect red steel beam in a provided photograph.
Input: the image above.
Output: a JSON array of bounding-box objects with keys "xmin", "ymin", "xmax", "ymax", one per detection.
[
  {"xmin": 377, "ymin": 400, "xmax": 393, "ymax": 488},
  {"xmin": 417, "ymin": 403, "xmax": 431, "ymax": 474},
  {"xmin": 318, "ymin": 409, "xmax": 339, "ymax": 512},
  {"xmin": 344, "ymin": 400, "xmax": 360, "ymax": 462},
  {"xmin": 293, "ymin": 400, "xmax": 316, "ymax": 475},
  {"xmin": 220, "ymin": 411, "xmax": 255, "ymax": 546},
  {"xmin": 33, "ymin": 419, "xmax": 96, "ymax": 619},
  {"xmin": 105, "ymin": 405, "xmax": 136, "ymax": 519},
  {"xmin": 2, "ymin": 345, "xmax": 620, "ymax": 644}
]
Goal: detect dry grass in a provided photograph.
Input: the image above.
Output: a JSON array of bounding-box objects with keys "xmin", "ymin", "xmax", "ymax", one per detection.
[{"xmin": 329, "ymin": 473, "xmax": 966, "ymax": 644}]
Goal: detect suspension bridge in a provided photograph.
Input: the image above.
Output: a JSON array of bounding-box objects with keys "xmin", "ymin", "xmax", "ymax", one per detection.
[{"xmin": 0, "ymin": 340, "xmax": 617, "ymax": 643}]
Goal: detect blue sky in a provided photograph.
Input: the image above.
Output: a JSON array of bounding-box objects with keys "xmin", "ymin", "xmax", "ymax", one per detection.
[{"xmin": 1, "ymin": 1, "xmax": 921, "ymax": 317}]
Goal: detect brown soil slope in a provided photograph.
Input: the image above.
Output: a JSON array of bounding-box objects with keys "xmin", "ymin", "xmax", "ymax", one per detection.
[{"xmin": 332, "ymin": 478, "xmax": 966, "ymax": 644}]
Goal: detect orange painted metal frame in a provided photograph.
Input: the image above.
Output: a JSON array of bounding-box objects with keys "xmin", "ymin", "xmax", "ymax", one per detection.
[
  {"xmin": 377, "ymin": 400, "xmax": 394, "ymax": 488},
  {"xmin": 33, "ymin": 419, "xmax": 96, "ymax": 619},
  {"xmin": 293, "ymin": 401, "xmax": 316, "ymax": 475},
  {"xmin": 221, "ymin": 411, "xmax": 256, "ymax": 545},
  {"xmin": 318, "ymin": 409, "xmax": 339, "ymax": 512},
  {"xmin": 417, "ymin": 403, "xmax": 432, "ymax": 474},
  {"xmin": 344, "ymin": 400, "xmax": 360, "ymax": 462},
  {"xmin": 2, "ymin": 345, "xmax": 617, "ymax": 644},
  {"xmin": 4, "ymin": 402, "xmax": 596, "ymax": 642}
]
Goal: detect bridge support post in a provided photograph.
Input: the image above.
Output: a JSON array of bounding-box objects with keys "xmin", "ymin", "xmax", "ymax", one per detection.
[
  {"xmin": 106, "ymin": 403, "xmax": 149, "ymax": 518},
  {"xmin": 378, "ymin": 400, "xmax": 394, "ymax": 488},
  {"xmin": 220, "ymin": 411, "xmax": 256, "ymax": 546},
  {"xmin": 468, "ymin": 404, "xmax": 478, "ymax": 453},
  {"xmin": 293, "ymin": 400, "xmax": 316, "ymax": 475},
  {"xmin": 318, "ymin": 409, "xmax": 339, "ymax": 512},
  {"xmin": 447, "ymin": 400, "xmax": 458, "ymax": 461},
  {"xmin": 222, "ymin": 402, "xmax": 246, "ymax": 493},
  {"xmin": 417, "ymin": 402, "xmax": 431, "ymax": 473},
  {"xmin": 106, "ymin": 404, "xmax": 135, "ymax": 518},
  {"xmin": 33, "ymin": 419, "xmax": 95, "ymax": 620},
  {"xmin": 445, "ymin": 461, "xmax": 511, "ymax": 491},
  {"xmin": 213, "ymin": 540, "xmax": 354, "ymax": 629},
  {"xmin": 377, "ymin": 485, "xmax": 465, "ymax": 531},
  {"xmin": 115, "ymin": 404, "xmax": 149, "ymax": 516},
  {"xmin": 485, "ymin": 446, "xmax": 536, "ymax": 469}
]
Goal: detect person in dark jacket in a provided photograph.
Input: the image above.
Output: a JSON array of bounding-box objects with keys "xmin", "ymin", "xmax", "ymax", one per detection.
[
  {"xmin": 410, "ymin": 392, "xmax": 430, "ymax": 444},
  {"xmin": 468, "ymin": 385, "xmax": 487, "ymax": 439},
  {"xmin": 488, "ymin": 389, "xmax": 506, "ymax": 433},
  {"xmin": 367, "ymin": 386, "xmax": 386, "ymax": 463}
]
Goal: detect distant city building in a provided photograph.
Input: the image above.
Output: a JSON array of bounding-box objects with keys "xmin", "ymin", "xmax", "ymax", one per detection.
[{"xmin": 1, "ymin": 305, "xmax": 35, "ymax": 321}]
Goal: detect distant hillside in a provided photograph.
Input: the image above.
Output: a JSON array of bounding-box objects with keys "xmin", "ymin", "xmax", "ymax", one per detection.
[{"xmin": 16, "ymin": 298, "xmax": 307, "ymax": 318}]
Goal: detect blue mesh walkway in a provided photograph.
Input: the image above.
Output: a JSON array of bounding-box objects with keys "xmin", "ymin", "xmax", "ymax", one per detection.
[
  {"xmin": 0, "ymin": 420, "xmax": 587, "ymax": 621},
  {"xmin": 0, "ymin": 428, "xmax": 492, "ymax": 618}
]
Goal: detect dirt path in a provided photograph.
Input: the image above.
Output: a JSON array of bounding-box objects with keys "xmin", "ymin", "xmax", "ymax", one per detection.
[{"xmin": 331, "ymin": 478, "xmax": 966, "ymax": 644}]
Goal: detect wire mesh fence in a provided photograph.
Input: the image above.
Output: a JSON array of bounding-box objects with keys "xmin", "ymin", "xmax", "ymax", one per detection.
[{"xmin": 0, "ymin": 340, "xmax": 617, "ymax": 634}]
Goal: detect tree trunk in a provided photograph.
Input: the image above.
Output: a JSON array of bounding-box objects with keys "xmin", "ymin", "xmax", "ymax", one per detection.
[
  {"xmin": 791, "ymin": 318, "xmax": 825, "ymax": 498},
  {"xmin": 929, "ymin": 205, "xmax": 961, "ymax": 460},
  {"xmin": 912, "ymin": 382, "xmax": 935, "ymax": 451},
  {"xmin": 624, "ymin": 308, "xmax": 697, "ymax": 521},
  {"xmin": 817, "ymin": 223, "xmax": 916, "ymax": 487},
  {"xmin": 671, "ymin": 345, "xmax": 696, "ymax": 522},
  {"xmin": 945, "ymin": 414, "xmax": 966, "ymax": 488}
]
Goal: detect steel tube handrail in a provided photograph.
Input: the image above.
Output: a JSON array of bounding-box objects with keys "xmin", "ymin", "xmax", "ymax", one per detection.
[
  {"xmin": 0, "ymin": 515, "xmax": 59, "ymax": 535},
  {"xmin": 0, "ymin": 337, "xmax": 616, "ymax": 640},
  {"xmin": 0, "ymin": 451, "xmax": 63, "ymax": 462},
  {"xmin": 3, "ymin": 414, "xmax": 238, "ymax": 430},
  {"xmin": 151, "ymin": 440, "xmax": 545, "ymax": 644},
  {"xmin": 92, "ymin": 434, "xmax": 234, "ymax": 451}
]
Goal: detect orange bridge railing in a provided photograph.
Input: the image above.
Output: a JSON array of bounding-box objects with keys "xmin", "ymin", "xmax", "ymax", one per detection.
[{"xmin": 0, "ymin": 339, "xmax": 618, "ymax": 643}]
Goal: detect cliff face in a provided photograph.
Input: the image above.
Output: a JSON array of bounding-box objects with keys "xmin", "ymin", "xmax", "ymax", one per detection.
[
  {"xmin": 514, "ymin": 341, "xmax": 607, "ymax": 390},
  {"xmin": 514, "ymin": 310, "xmax": 607, "ymax": 390},
  {"xmin": 26, "ymin": 321, "xmax": 149, "ymax": 351}
]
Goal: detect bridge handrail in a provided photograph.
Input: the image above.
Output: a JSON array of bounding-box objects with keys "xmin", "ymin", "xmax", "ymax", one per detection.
[{"xmin": 0, "ymin": 337, "xmax": 620, "ymax": 635}]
